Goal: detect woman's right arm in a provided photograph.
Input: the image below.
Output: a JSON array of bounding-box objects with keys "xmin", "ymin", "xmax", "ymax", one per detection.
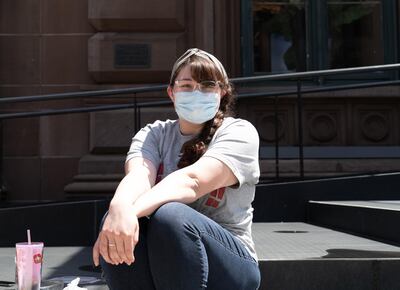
[
  {"xmin": 93, "ymin": 157, "xmax": 157, "ymax": 266},
  {"xmin": 111, "ymin": 157, "xmax": 157, "ymax": 208}
]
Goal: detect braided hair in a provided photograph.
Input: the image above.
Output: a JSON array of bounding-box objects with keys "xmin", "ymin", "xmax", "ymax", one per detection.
[{"xmin": 169, "ymin": 54, "xmax": 236, "ymax": 169}]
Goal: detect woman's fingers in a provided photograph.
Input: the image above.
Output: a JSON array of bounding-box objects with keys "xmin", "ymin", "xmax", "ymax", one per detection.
[
  {"xmin": 114, "ymin": 236, "xmax": 128, "ymax": 264},
  {"xmin": 123, "ymin": 235, "xmax": 134, "ymax": 265},
  {"xmin": 124, "ymin": 221, "xmax": 139, "ymax": 265},
  {"xmin": 92, "ymin": 238, "xmax": 100, "ymax": 267},
  {"xmin": 97, "ymin": 211, "xmax": 140, "ymax": 265},
  {"xmin": 105, "ymin": 235, "xmax": 122, "ymax": 265},
  {"xmin": 102, "ymin": 231, "xmax": 134, "ymax": 265},
  {"xmin": 99, "ymin": 232, "xmax": 113, "ymax": 264}
]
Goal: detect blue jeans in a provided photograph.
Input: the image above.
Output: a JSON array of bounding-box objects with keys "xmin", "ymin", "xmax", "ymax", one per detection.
[{"xmin": 100, "ymin": 202, "xmax": 260, "ymax": 290}]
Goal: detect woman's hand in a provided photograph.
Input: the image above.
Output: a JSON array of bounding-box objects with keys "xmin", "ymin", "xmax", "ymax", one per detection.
[{"xmin": 93, "ymin": 203, "xmax": 139, "ymax": 266}]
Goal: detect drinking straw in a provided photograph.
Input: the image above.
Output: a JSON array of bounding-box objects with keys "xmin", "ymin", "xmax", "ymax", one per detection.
[{"xmin": 27, "ymin": 229, "xmax": 31, "ymax": 245}]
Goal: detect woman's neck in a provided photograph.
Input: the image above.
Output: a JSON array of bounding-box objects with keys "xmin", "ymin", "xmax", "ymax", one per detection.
[{"xmin": 178, "ymin": 119, "xmax": 204, "ymax": 136}]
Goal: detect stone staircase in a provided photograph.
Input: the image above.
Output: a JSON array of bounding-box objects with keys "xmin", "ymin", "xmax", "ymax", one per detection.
[
  {"xmin": 254, "ymin": 222, "xmax": 400, "ymax": 290},
  {"xmin": 64, "ymin": 154, "xmax": 125, "ymax": 199},
  {"xmin": 64, "ymin": 152, "xmax": 400, "ymax": 199},
  {"xmin": 2, "ymin": 200, "xmax": 400, "ymax": 289},
  {"xmin": 251, "ymin": 173, "xmax": 400, "ymax": 289},
  {"xmin": 3, "ymin": 173, "xmax": 400, "ymax": 289},
  {"xmin": 308, "ymin": 200, "xmax": 400, "ymax": 245}
]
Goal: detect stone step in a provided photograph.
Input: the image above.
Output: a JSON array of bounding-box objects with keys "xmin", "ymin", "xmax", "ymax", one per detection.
[
  {"xmin": 1, "ymin": 221, "xmax": 400, "ymax": 289},
  {"xmin": 73, "ymin": 174, "xmax": 124, "ymax": 181},
  {"xmin": 64, "ymin": 182, "xmax": 117, "ymax": 201},
  {"xmin": 77, "ymin": 154, "xmax": 125, "ymax": 175},
  {"xmin": 64, "ymin": 174, "xmax": 123, "ymax": 199},
  {"xmin": 308, "ymin": 200, "xmax": 400, "ymax": 245},
  {"xmin": 254, "ymin": 222, "xmax": 400, "ymax": 290},
  {"xmin": 64, "ymin": 181, "xmax": 119, "ymax": 194},
  {"xmin": 252, "ymin": 172, "xmax": 400, "ymax": 222}
]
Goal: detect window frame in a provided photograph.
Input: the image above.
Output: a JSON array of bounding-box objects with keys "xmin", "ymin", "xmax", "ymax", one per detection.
[{"xmin": 241, "ymin": 0, "xmax": 398, "ymax": 81}]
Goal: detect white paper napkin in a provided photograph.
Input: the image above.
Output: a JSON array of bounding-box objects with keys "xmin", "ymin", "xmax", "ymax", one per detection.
[{"xmin": 63, "ymin": 278, "xmax": 88, "ymax": 290}]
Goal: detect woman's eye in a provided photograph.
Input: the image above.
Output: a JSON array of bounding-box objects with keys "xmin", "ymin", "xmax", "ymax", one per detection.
[
  {"xmin": 180, "ymin": 84, "xmax": 193, "ymax": 89},
  {"xmin": 201, "ymin": 81, "xmax": 217, "ymax": 88},
  {"xmin": 202, "ymin": 85, "xmax": 216, "ymax": 90}
]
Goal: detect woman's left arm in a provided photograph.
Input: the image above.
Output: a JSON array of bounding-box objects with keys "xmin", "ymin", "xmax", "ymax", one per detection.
[{"xmin": 131, "ymin": 156, "xmax": 237, "ymax": 217}]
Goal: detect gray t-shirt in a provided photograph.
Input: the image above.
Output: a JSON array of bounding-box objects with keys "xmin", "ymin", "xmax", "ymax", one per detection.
[{"xmin": 126, "ymin": 117, "xmax": 260, "ymax": 260}]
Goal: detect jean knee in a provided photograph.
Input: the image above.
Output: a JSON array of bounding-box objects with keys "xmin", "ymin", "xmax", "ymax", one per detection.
[
  {"xmin": 148, "ymin": 202, "xmax": 188, "ymax": 239},
  {"xmin": 150, "ymin": 202, "xmax": 187, "ymax": 225},
  {"xmin": 250, "ymin": 265, "xmax": 261, "ymax": 290}
]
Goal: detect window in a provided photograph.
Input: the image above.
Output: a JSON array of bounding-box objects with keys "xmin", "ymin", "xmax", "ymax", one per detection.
[
  {"xmin": 327, "ymin": 1, "xmax": 383, "ymax": 69},
  {"xmin": 253, "ymin": 1, "xmax": 306, "ymax": 73},
  {"xmin": 242, "ymin": 0, "xmax": 398, "ymax": 76}
]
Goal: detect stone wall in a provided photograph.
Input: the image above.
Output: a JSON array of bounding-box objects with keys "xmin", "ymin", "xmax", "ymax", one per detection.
[
  {"xmin": 1, "ymin": 0, "xmax": 94, "ymax": 201},
  {"xmin": 0, "ymin": 0, "xmax": 242, "ymax": 201},
  {"xmin": 1, "ymin": 1, "xmax": 398, "ymax": 201},
  {"xmin": 238, "ymin": 88, "xmax": 400, "ymax": 147}
]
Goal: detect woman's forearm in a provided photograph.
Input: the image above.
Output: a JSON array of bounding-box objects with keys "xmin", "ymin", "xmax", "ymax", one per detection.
[
  {"xmin": 132, "ymin": 170, "xmax": 200, "ymax": 218},
  {"xmin": 109, "ymin": 170, "xmax": 153, "ymax": 211}
]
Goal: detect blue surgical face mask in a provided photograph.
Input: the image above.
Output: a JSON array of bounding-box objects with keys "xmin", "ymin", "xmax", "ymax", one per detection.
[{"xmin": 174, "ymin": 90, "xmax": 220, "ymax": 124}]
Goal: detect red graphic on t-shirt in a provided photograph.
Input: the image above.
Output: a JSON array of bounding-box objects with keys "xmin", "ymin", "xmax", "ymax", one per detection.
[
  {"xmin": 205, "ymin": 187, "xmax": 225, "ymax": 208},
  {"xmin": 155, "ymin": 163, "xmax": 164, "ymax": 184}
]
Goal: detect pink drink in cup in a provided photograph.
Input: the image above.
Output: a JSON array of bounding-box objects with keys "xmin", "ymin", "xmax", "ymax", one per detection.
[{"xmin": 15, "ymin": 242, "xmax": 44, "ymax": 290}]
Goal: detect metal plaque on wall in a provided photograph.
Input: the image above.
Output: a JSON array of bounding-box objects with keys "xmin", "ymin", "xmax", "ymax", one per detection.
[{"xmin": 114, "ymin": 44, "xmax": 151, "ymax": 69}]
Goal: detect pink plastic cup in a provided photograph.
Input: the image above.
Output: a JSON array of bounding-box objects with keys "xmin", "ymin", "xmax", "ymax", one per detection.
[{"xmin": 15, "ymin": 242, "xmax": 44, "ymax": 290}]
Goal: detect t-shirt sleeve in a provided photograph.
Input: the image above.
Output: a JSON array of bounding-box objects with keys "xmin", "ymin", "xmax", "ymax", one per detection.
[
  {"xmin": 125, "ymin": 121, "xmax": 163, "ymax": 168},
  {"xmin": 202, "ymin": 119, "xmax": 260, "ymax": 187}
]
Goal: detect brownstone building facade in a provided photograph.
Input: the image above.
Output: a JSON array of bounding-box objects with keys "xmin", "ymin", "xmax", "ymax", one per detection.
[{"xmin": 1, "ymin": 0, "xmax": 400, "ymax": 201}]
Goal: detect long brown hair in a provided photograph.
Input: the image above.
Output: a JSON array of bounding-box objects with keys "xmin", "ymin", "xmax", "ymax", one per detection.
[{"xmin": 169, "ymin": 54, "xmax": 236, "ymax": 168}]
